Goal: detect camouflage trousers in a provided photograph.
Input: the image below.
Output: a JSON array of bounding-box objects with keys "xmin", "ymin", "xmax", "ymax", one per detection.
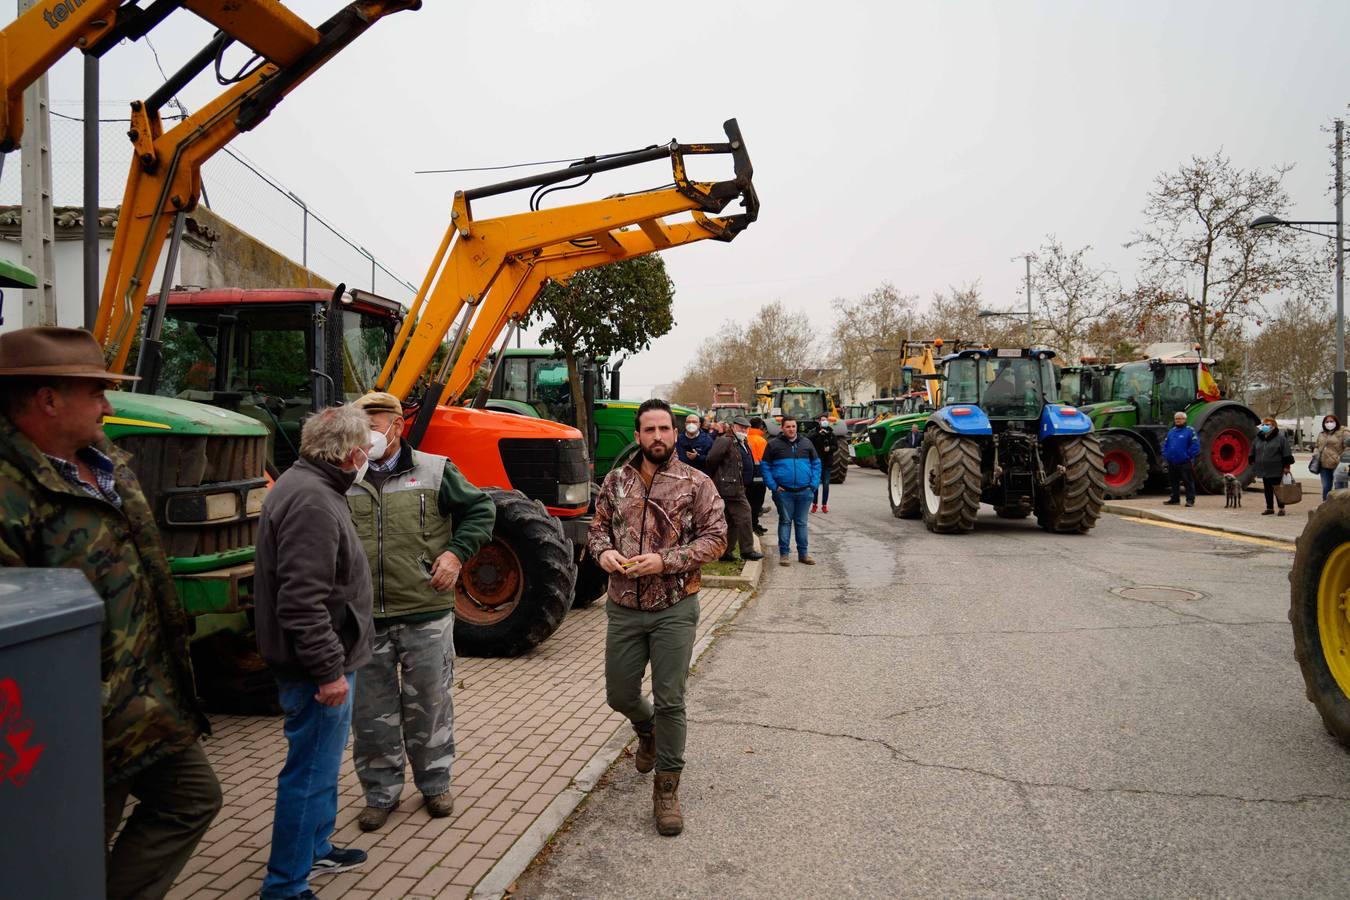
[{"xmin": 352, "ymin": 614, "xmax": 456, "ymax": 808}]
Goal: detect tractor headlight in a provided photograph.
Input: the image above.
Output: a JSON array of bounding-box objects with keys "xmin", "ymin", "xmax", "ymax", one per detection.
[{"xmin": 559, "ymin": 482, "xmax": 590, "ymax": 505}]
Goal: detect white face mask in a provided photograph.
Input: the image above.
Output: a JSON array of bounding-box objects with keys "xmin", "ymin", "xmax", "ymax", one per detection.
[
  {"xmin": 353, "ymin": 448, "xmax": 370, "ymax": 484},
  {"xmin": 686, "ymin": 423, "xmax": 700, "ymax": 436},
  {"xmin": 1326, "ymin": 422, "xmax": 1337, "ymax": 432},
  {"xmin": 368, "ymin": 423, "xmax": 393, "ymax": 461}
]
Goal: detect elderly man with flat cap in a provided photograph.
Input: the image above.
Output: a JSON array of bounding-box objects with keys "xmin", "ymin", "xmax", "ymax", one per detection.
[
  {"xmin": 345, "ymin": 391, "xmax": 496, "ymax": 831},
  {"xmin": 0, "ymin": 327, "xmax": 220, "ymax": 900}
]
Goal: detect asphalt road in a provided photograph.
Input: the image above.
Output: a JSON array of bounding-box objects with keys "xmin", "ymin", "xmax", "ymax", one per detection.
[{"xmin": 514, "ymin": 467, "xmax": 1350, "ymax": 899}]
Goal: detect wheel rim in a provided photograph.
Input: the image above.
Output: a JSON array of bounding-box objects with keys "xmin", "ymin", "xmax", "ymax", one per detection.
[
  {"xmin": 1103, "ymin": 448, "xmax": 1135, "ymax": 488},
  {"xmin": 889, "ymin": 457, "xmax": 903, "ymax": 504},
  {"xmin": 1317, "ymin": 543, "xmax": 1350, "ymax": 699},
  {"xmin": 1210, "ymin": 428, "xmax": 1249, "ymax": 475},
  {"xmin": 923, "ymin": 445, "xmax": 941, "ymax": 511},
  {"xmin": 455, "ymin": 538, "xmax": 523, "ymax": 626}
]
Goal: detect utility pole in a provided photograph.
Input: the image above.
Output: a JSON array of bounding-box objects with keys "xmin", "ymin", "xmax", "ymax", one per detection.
[
  {"xmin": 1336, "ymin": 118, "xmax": 1346, "ymax": 424},
  {"xmin": 19, "ymin": 0, "xmax": 55, "ymax": 327},
  {"xmin": 82, "ymin": 53, "xmax": 100, "ymax": 330}
]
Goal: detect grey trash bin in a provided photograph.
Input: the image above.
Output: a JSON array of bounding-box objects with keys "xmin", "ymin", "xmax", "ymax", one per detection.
[{"xmin": 0, "ymin": 568, "xmax": 106, "ymax": 898}]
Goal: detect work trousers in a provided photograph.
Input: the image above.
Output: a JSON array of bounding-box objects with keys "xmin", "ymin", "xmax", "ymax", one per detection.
[
  {"xmin": 1262, "ymin": 476, "xmax": 1287, "ymax": 510},
  {"xmin": 605, "ymin": 595, "xmax": 700, "ymax": 773},
  {"xmin": 814, "ymin": 480, "xmax": 831, "ymax": 507},
  {"xmin": 1167, "ymin": 461, "xmax": 1196, "ymax": 503},
  {"xmin": 720, "ymin": 491, "xmax": 754, "ymax": 557},
  {"xmin": 773, "ymin": 487, "xmax": 813, "ymax": 557},
  {"xmin": 103, "ymin": 742, "xmax": 222, "ymax": 900},
  {"xmin": 353, "ymin": 614, "xmax": 457, "ymax": 808},
  {"xmin": 747, "ymin": 482, "xmax": 767, "ymax": 530}
]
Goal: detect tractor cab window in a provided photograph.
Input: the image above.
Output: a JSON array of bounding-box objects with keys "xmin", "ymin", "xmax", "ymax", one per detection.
[
  {"xmin": 500, "ymin": 358, "xmax": 530, "ymax": 402},
  {"xmin": 975, "ymin": 356, "xmax": 1054, "ymax": 418},
  {"xmin": 1158, "ymin": 364, "xmax": 1198, "ymax": 416},
  {"xmin": 342, "ymin": 312, "xmax": 393, "ymax": 399},
  {"xmin": 1112, "ymin": 362, "xmax": 1153, "ymax": 406},
  {"xmin": 531, "ymin": 358, "xmax": 574, "ymax": 422},
  {"xmin": 154, "ymin": 315, "xmax": 220, "ymax": 397},
  {"xmin": 945, "ymin": 358, "xmax": 980, "ymax": 404},
  {"xmin": 779, "ymin": 392, "xmax": 825, "ymax": 420}
]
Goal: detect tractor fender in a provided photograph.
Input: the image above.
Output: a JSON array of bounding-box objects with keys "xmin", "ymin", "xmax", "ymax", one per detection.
[
  {"xmin": 1188, "ymin": 400, "xmax": 1259, "ymax": 431},
  {"xmin": 1039, "ymin": 404, "xmax": 1094, "ymax": 440},
  {"xmin": 1096, "ymin": 427, "xmax": 1160, "ymax": 468},
  {"xmin": 928, "ymin": 405, "xmax": 992, "ymax": 436}
]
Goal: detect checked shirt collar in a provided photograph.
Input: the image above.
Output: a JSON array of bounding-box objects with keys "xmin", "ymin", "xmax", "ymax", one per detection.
[{"xmin": 44, "ymin": 445, "xmax": 122, "ymax": 508}]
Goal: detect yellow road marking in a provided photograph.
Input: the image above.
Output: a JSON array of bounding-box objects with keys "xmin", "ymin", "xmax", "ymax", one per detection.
[{"xmin": 1117, "ymin": 514, "xmax": 1294, "ymax": 550}]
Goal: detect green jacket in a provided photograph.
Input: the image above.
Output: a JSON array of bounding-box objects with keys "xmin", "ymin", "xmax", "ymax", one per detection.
[
  {"xmin": 347, "ymin": 444, "xmax": 495, "ymax": 620},
  {"xmin": 0, "ymin": 414, "xmax": 207, "ymax": 784}
]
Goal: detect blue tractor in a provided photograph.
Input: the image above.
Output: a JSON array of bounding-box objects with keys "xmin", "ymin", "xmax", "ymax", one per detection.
[{"xmin": 891, "ymin": 347, "xmax": 1106, "ymax": 534}]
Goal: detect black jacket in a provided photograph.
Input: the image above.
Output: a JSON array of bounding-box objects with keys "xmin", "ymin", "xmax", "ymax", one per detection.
[
  {"xmin": 1248, "ymin": 429, "xmax": 1295, "ymax": 480},
  {"xmin": 255, "ymin": 457, "xmax": 374, "ymax": 684}
]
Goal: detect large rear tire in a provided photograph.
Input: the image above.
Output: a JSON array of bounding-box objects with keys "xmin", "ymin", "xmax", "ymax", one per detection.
[
  {"xmin": 1289, "ymin": 496, "xmax": 1350, "ymax": 749},
  {"xmin": 888, "ymin": 449, "xmax": 921, "ymax": 519},
  {"xmin": 1100, "ymin": 432, "xmax": 1150, "ymax": 499},
  {"xmin": 571, "ymin": 549, "xmax": 607, "ymax": 609},
  {"xmin": 454, "ymin": 488, "xmax": 575, "ymax": 657},
  {"xmin": 1195, "ymin": 408, "xmax": 1256, "ymax": 495},
  {"xmin": 1035, "ymin": 435, "xmax": 1106, "ymax": 534},
  {"xmin": 831, "ymin": 444, "xmax": 849, "ymax": 484},
  {"xmin": 919, "ymin": 430, "xmax": 982, "ymax": 534}
]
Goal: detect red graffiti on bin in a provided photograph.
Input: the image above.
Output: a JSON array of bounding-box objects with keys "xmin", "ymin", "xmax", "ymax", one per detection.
[{"xmin": 0, "ymin": 679, "xmax": 45, "ymax": 787}]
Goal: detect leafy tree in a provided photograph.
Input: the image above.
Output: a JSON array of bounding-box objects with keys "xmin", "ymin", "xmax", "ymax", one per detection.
[
  {"xmin": 526, "ymin": 255, "xmax": 675, "ymax": 454},
  {"xmin": 1126, "ymin": 150, "xmax": 1310, "ymax": 355}
]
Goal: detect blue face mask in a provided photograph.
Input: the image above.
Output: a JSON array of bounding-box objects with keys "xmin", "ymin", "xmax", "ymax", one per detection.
[{"xmin": 1258, "ymin": 424, "xmax": 1273, "ymax": 434}]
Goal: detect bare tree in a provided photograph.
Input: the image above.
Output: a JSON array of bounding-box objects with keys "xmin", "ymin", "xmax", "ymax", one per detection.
[
  {"xmin": 827, "ymin": 283, "xmax": 919, "ymax": 400},
  {"xmin": 668, "ymin": 300, "xmax": 818, "ymax": 406},
  {"xmin": 1126, "ymin": 149, "xmax": 1310, "ymax": 355},
  {"xmin": 918, "ymin": 281, "xmax": 1021, "ymax": 348},
  {"xmin": 1249, "ymin": 293, "xmax": 1335, "ymax": 419},
  {"xmin": 1031, "ymin": 237, "xmax": 1116, "ymax": 358}
]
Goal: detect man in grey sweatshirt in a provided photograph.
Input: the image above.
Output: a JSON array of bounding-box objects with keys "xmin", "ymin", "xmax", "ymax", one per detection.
[{"xmin": 254, "ymin": 404, "xmax": 375, "ymax": 900}]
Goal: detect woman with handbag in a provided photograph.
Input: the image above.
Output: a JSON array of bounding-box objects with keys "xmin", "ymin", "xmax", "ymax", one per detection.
[
  {"xmin": 1313, "ymin": 414, "xmax": 1347, "ymax": 500},
  {"xmin": 1249, "ymin": 416, "xmax": 1295, "ymax": 516}
]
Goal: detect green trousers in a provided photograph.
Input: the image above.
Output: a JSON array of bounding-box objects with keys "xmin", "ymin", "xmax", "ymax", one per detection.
[
  {"xmin": 103, "ymin": 741, "xmax": 222, "ymax": 900},
  {"xmin": 605, "ymin": 594, "xmax": 700, "ymax": 773}
]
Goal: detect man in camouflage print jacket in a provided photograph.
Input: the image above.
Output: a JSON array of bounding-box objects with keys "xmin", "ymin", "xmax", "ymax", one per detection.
[
  {"xmin": 0, "ymin": 327, "xmax": 219, "ymax": 900},
  {"xmin": 588, "ymin": 398, "xmax": 726, "ymax": 837}
]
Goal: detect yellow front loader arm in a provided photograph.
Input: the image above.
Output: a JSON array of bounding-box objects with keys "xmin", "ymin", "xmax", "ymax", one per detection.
[
  {"xmin": 376, "ymin": 119, "xmax": 758, "ymax": 418},
  {"xmin": 92, "ymin": 0, "xmax": 420, "ymax": 375}
]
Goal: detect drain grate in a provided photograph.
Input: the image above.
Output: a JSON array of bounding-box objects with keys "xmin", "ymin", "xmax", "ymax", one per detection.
[{"xmin": 1111, "ymin": 585, "xmax": 1205, "ymax": 603}]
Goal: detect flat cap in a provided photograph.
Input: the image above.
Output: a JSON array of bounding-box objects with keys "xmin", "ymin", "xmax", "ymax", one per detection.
[
  {"xmin": 353, "ymin": 392, "xmax": 404, "ymax": 416},
  {"xmin": 732, "ymin": 415, "xmax": 751, "ymax": 427}
]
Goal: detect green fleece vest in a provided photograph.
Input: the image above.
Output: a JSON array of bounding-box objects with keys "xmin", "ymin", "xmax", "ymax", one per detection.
[{"xmin": 347, "ymin": 449, "xmax": 455, "ymax": 619}]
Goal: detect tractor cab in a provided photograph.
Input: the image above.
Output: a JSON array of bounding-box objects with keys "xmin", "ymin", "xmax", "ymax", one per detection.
[
  {"xmin": 941, "ymin": 348, "xmax": 1060, "ymax": 422},
  {"xmin": 1059, "ymin": 362, "xmax": 1116, "ymax": 408}
]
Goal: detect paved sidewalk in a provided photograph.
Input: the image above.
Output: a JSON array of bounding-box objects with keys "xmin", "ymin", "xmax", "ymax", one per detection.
[
  {"xmin": 166, "ymin": 588, "xmax": 744, "ymax": 900},
  {"xmin": 1104, "ymin": 485, "xmax": 1327, "ymax": 544}
]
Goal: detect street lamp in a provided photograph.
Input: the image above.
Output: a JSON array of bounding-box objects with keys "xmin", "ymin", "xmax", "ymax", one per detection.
[
  {"xmin": 978, "ymin": 308, "xmax": 1033, "ymax": 346},
  {"xmin": 1249, "ymin": 121, "xmax": 1346, "ymax": 421}
]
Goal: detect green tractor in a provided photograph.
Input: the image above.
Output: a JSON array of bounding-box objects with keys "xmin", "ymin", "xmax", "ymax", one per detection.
[
  {"xmin": 757, "ymin": 376, "xmax": 851, "ymax": 484},
  {"xmin": 1057, "ymin": 362, "xmax": 1116, "ymax": 408},
  {"xmin": 1290, "ymin": 496, "xmax": 1350, "ymax": 750},
  {"xmin": 853, "ymin": 393, "xmax": 937, "ymax": 471},
  {"xmin": 1079, "ymin": 357, "xmax": 1257, "ymax": 498}
]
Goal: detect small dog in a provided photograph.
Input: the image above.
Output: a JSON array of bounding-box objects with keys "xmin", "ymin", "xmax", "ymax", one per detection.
[{"xmin": 1224, "ymin": 473, "xmax": 1242, "ymax": 508}]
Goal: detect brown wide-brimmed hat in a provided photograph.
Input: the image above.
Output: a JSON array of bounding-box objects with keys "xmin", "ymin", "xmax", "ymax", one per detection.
[{"xmin": 0, "ymin": 326, "xmax": 139, "ymax": 381}]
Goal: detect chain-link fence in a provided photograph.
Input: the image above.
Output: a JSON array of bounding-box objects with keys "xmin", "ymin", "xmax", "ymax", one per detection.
[{"xmin": 1, "ymin": 114, "xmax": 416, "ymax": 303}]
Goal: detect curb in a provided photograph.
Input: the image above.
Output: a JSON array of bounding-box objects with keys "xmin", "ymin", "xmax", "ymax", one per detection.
[
  {"xmin": 1102, "ymin": 502, "xmax": 1296, "ymax": 546},
  {"xmin": 471, "ymin": 586, "xmax": 758, "ymax": 899},
  {"xmin": 700, "ymin": 533, "xmax": 765, "ymax": 592}
]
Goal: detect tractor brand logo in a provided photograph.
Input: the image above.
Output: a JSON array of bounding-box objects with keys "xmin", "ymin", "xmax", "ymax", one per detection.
[
  {"xmin": 42, "ymin": 0, "xmax": 89, "ymax": 30},
  {"xmin": 0, "ymin": 678, "xmax": 45, "ymax": 787}
]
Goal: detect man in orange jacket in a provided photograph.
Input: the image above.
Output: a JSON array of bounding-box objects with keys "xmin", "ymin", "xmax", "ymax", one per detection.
[{"xmin": 747, "ymin": 417, "xmax": 769, "ymax": 535}]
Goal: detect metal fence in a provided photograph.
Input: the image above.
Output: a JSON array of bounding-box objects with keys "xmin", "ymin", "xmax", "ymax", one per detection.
[{"xmin": 0, "ymin": 114, "xmax": 416, "ymax": 302}]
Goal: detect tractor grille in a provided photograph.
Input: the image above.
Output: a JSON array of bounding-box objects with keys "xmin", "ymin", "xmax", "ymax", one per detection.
[
  {"xmin": 498, "ymin": 438, "xmax": 590, "ymax": 508},
  {"xmin": 115, "ymin": 434, "xmax": 267, "ymax": 559},
  {"xmin": 868, "ymin": 427, "xmax": 886, "ymax": 450}
]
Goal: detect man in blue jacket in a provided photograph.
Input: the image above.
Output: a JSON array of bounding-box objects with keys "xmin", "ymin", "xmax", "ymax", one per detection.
[
  {"xmin": 1162, "ymin": 410, "xmax": 1201, "ymax": 507},
  {"xmin": 676, "ymin": 412, "xmax": 714, "ymax": 472},
  {"xmin": 762, "ymin": 416, "xmax": 821, "ymax": 565}
]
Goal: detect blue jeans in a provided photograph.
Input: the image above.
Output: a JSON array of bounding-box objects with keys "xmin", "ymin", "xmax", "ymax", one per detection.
[
  {"xmin": 1321, "ymin": 466, "xmax": 1336, "ymax": 500},
  {"xmin": 261, "ymin": 673, "xmax": 355, "ymax": 899},
  {"xmin": 813, "ymin": 480, "xmax": 830, "ymax": 507},
  {"xmin": 773, "ymin": 487, "xmax": 813, "ymax": 557}
]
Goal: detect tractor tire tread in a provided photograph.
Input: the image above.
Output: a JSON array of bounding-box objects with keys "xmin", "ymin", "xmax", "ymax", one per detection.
[
  {"xmin": 1288, "ymin": 496, "xmax": 1350, "ymax": 749},
  {"xmin": 1036, "ymin": 434, "xmax": 1106, "ymax": 534},
  {"xmin": 1099, "ymin": 432, "xmax": 1150, "ymax": 500},
  {"xmin": 889, "ymin": 449, "xmax": 922, "ymax": 519},
  {"xmin": 920, "ymin": 430, "xmax": 981, "ymax": 534}
]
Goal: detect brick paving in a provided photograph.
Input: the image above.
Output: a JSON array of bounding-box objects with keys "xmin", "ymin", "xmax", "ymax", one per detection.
[{"xmin": 167, "ymin": 588, "xmax": 744, "ymax": 900}]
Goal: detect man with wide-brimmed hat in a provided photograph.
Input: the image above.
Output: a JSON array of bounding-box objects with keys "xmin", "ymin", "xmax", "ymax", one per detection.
[
  {"xmin": 0, "ymin": 327, "xmax": 221, "ymax": 900},
  {"xmin": 345, "ymin": 391, "xmax": 496, "ymax": 832}
]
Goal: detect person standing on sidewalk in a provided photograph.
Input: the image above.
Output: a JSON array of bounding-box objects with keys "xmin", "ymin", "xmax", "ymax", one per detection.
[
  {"xmin": 1162, "ymin": 411, "xmax": 1200, "ymax": 508},
  {"xmin": 808, "ymin": 415, "xmax": 836, "ymax": 513},
  {"xmin": 762, "ymin": 416, "xmax": 821, "ymax": 566},
  {"xmin": 589, "ymin": 398, "xmax": 727, "ymax": 837},
  {"xmin": 1314, "ymin": 414, "xmax": 1347, "ymax": 500},
  {"xmin": 676, "ymin": 412, "xmax": 713, "ymax": 472},
  {"xmin": 347, "ymin": 393, "xmax": 496, "ymax": 832},
  {"xmin": 254, "ymin": 405, "xmax": 375, "ymax": 899},
  {"xmin": 0, "ymin": 327, "xmax": 220, "ymax": 900},
  {"xmin": 1249, "ymin": 416, "xmax": 1295, "ymax": 517},
  {"xmin": 747, "ymin": 416, "xmax": 769, "ymax": 535},
  {"xmin": 705, "ymin": 415, "xmax": 763, "ymax": 562}
]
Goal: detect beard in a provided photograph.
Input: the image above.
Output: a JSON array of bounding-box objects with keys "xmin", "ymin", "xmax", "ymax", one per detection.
[{"xmin": 640, "ymin": 441, "xmax": 671, "ymax": 465}]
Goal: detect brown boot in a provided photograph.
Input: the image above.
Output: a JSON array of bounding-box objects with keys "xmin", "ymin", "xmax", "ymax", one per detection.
[
  {"xmin": 634, "ymin": 724, "xmax": 656, "ymax": 774},
  {"xmin": 653, "ymin": 771, "xmax": 683, "ymax": 836},
  {"xmin": 424, "ymin": 792, "xmax": 454, "ymax": 818},
  {"xmin": 357, "ymin": 805, "xmax": 392, "ymax": 832}
]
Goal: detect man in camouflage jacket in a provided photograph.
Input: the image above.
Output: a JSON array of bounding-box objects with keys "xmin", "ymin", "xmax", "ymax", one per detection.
[
  {"xmin": 588, "ymin": 398, "xmax": 726, "ymax": 837},
  {"xmin": 0, "ymin": 327, "xmax": 220, "ymax": 900}
]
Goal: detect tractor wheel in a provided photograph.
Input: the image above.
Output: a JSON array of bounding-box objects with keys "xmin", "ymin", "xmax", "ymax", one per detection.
[
  {"xmin": 454, "ymin": 488, "xmax": 575, "ymax": 657},
  {"xmin": 1195, "ymin": 408, "xmax": 1256, "ymax": 494},
  {"xmin": 571, "ymin": 549, "xmax": 607, "ymax": 609},
  {"xmin": 888, "ymin": 449, "xmax": 921, "ymax": 519},
  {"xmin": 1289, "ymin": 495, "xmax": 1350, "ymax": 749},
  {"xmin": 1100, "ymin": 432, "xmax": 1150, "ymax": 499},
  {"xmin": 1035, "ymin": 434, "xmax": 1106, "ymax": 534},
  {"xmin": 918, "ymin": 429, "xmax": 981, "ymax": 534},
  {"xmin": 831, "ymin": 444, "xmax": 850, "ymax": 484}
]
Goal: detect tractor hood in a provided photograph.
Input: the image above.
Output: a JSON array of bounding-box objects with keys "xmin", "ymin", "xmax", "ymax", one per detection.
[{"xmin": 105, "ymin": 392, "xmax": 268, "ymax": 437}]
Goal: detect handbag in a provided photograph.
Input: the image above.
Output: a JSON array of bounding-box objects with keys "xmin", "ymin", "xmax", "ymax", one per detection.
[
  {"xmin": 1310, "ymin": 455, "xmax": 1322, "ymax": 474},
  {"xmin": 1276, "ymin": 472, "xmax": 1303, "ymax": 506}
]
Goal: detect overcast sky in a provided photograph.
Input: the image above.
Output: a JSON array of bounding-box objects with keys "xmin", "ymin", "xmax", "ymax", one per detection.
[{"xmin": 21, "ymin": 0, "xmax": 1350, "ymax": 397}]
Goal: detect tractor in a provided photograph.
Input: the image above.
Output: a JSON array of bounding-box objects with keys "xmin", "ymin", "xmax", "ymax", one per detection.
[
  {"xmin": 1078, "ymin": 357, "xmax": 1257, "ymax": 498},
  {"xmin": 1057, "ymin": 361, "xmax": 1116, "ymax": 408},
  {"xmin": 851, "ymin": 393, "xmax": 933, "ymax": 469},
  {"xmin": 710, "ymin": 383, "xmax": 749, "ymax": 425},
  {"xmin": 756, "ymin": 376, "xmax": 851, "ymax": 484},
  {"xmin": 1289, "ymin": 496, "xmax": 1350, "ymax": 750},
  {"xmin": 887, "ymin": 348, "xmax": 1105, "ymax": 534}
]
